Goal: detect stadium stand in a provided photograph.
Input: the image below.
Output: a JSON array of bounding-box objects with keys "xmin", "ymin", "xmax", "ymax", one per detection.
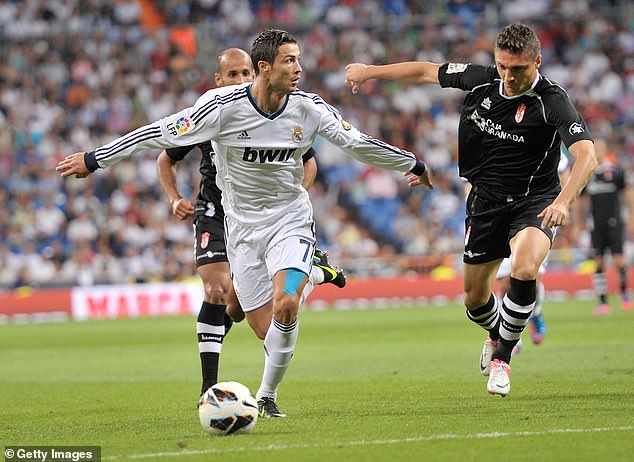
[{"xmin": 0, "ymin": 0, "xmax": 632, "ymax": 289}]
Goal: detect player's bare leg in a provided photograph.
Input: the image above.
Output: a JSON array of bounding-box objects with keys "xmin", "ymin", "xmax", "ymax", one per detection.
[
  {"xmin": 484, "ymin": 227, "xmax": 549, "ymax": 396},
  {"xmin": 464, "ymin": 260, "xmax": 502, "ymax": 377},
  {"xmin": 613, "ymin": 253, "xmax": 631, "ymax": 311},
  {"xmin": 226, "ymin": 282, "xmax": 246, "ymax": 323},
  {"xmin": 593, "ymin": 254, "xmax": 610, "ymax": 315}
]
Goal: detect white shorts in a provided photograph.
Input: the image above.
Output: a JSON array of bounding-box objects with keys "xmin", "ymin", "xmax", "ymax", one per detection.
[
  {"xmin": 496, "ymin": 255, "xmax": 548, "ymax": 279},
  {"xmin": 225, "ymin": 202, "xmax": 316, "ymax": 312}
]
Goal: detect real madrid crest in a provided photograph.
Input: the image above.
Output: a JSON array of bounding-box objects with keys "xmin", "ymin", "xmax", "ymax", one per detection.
[{"xmin": 292, "ymin": 125, "xmax": 303, "ymax": 143}]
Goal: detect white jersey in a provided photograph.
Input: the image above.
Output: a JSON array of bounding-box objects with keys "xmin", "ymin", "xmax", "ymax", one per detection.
[
  {"xmin": 91, "ymin": 83, "xmax": 417, "ymax": 225},
  {"xmin": 557, "ymin": 150, "xmax": 569, "ymax": 174}
]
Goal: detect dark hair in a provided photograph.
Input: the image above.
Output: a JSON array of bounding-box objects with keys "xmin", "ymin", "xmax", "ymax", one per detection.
[
  {"xmin": 495, "ymin": 23, "xmax": 541, "ymax": 59},
  {"xmin": 250, "ymin": 29, "xmax": 297, "ymax": 74}
]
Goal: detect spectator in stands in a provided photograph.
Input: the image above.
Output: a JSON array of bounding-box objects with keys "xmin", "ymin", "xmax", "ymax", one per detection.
[{"xmin": 0, "ymin": 1, "xmax": 632, "ymax": 288}]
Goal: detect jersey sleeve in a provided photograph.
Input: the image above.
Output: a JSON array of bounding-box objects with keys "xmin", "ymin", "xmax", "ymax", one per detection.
[
  {"xmin": 543, "ymin": 88, "xmax": 593, "ymax": 148},
  {"xmin": 166, "ymin": 145, "xmax": 198, "ymax": 162},
  {"xmin": 89, "ymin": 89, "xmax": 223, "ymax": 169},
  {"xmin": 313, "ymin": 95, "xmax": 417, "ymax": 173},
  {"xmin": 301, "ymin": 147, "xmax": 315, "ymax": 164},
  {"xmin": 438, "ymin": 63, "xmax": 497, "ymax": 91}
]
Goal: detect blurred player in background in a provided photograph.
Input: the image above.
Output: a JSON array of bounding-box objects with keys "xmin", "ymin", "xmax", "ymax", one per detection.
[
  {"xmin": 57, "ymin": 29, "xmax": 431, "ymax": 417},
  {"xmin": 575, "ymin": 138, "xmax": 634, "ymax": 315},
  {"xmin": 346, "ymin": 22, "xmax": 597, "ymax": 397},
  {"xmin": 156, "ymin": 48, "xmax": 345, "ymax": 397}
]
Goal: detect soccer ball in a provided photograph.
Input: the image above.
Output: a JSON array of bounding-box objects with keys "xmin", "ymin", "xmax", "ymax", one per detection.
[{"xmin": 198, "ymin": 381, "xmax": 258, "ymax": 435}]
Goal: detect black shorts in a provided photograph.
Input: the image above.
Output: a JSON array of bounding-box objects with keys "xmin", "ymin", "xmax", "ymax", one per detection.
[
  {"xmin": 463, "ymin": 189, "xmax": 557, "ymax": 264},
  {"xmin": 591, "ymin": 222, "xmax": 624, "ymax": 256},
  {"xmin": 194, "ymin": 215, "xmax": 228, "ymax": 267}
]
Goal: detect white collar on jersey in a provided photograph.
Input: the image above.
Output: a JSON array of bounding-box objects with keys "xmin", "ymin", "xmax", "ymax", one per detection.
[{"xmin": 498, "ymin": 71, "xmax": 541, "ymax": 99}]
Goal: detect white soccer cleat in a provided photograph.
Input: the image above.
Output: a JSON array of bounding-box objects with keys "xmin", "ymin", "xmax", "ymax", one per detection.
[
  {"xmin": 487, "ymin": 359, "xmax": 511, "ymax": 397},
  {"xmin": 480, "ymin": 335, "xmax": 498, "ymax": 376}
]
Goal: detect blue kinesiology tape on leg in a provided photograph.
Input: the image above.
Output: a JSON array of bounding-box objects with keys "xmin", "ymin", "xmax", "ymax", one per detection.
[{"xmin": 283, "ymin": 268, "xmax": 306, "ymax": 296}]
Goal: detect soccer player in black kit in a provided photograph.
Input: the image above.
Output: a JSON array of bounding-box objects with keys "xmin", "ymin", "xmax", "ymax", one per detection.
[
  {"xmin": 576, "ymin": 138, "xmax": 634, "ymax": 315},
  {"xmin": 346, "ymin": 23, "xmax": 598, "ymax": 396}
]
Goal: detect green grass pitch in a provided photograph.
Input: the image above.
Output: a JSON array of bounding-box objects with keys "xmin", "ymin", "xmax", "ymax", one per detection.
[{"xmin": 2, "ymin": 299, "xmax": 633, "ymax": 461}]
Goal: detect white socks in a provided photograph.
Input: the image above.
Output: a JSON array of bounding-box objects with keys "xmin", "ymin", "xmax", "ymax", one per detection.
[{"xmin": 256, "ymin": 317, "xmax": 299, "ymax": 400}]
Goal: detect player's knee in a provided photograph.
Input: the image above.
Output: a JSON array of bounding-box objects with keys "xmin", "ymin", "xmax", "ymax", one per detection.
[
  {"xmin": 511, "ymin": 264, "xmax": 540, "ymax": 281},
  {"xmin": 273, "ymin": 294, "xmax": 298, "ymax": 325},
  {"xmin": 203, "ymin": 283, "xmax": 228, "ymax": 305},
  {"xmin": 464, "ymin": 290, "xmax": 490, "ymax": 310}
]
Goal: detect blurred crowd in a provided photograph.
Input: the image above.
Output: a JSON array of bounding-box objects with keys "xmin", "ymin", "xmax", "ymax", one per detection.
[{"xmin": 1, "ymin": 0, "xmax": 633, "ymax": 289}]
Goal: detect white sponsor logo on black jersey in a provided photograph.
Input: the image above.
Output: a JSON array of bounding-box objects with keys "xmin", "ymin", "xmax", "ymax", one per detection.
[
  {"xmin": 464, "ymin": 250, "xmax": 486, "ymax": 258},
  {"xmin": 470, "ymin": 110, "xmax": 526, "ymax": 143},
  {"xmin": 446, "ymin": 63, "xmax": 468, "ymax": 74},
  {"xmin": 481, "ymin": 97, "xmax": 491, "ymax": 110},
  {"xmin": 568, "ymin": 122, "xmax": 584, "ymax": 135}
]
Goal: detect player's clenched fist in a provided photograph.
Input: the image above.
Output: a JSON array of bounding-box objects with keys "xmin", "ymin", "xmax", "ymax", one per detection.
[{"xmin": 344, "ymin": 63, "xmax": 369, "ymax": 94}]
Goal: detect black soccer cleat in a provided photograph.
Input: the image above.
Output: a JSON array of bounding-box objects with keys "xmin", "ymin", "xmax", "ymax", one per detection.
[
  {"xmin": 257, "ymin": 397, "xmax": 287, "ymax": 418},
  {"xmin": 313, "ymin": 248, "xmax": 346, "ymax": 288}
]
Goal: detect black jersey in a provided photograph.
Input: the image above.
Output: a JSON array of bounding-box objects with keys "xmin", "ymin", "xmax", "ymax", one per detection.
[
  {"xmin": 166, "ymin": 143, "xmax": 316, "ymax": 219},
  {"xmin": 438, "ymin": 63, "xmax": 592, "ymax": 200},
  {"xmin": 166, "ymin": 141, "xmax": 223, "ymax": 219},
  {"xmin": 583, "ymin": 162, "xmax": 626, "ymax": 226}
]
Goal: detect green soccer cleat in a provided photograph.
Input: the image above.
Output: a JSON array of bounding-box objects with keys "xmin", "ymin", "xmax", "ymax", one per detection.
[{"xmin": 313, "ymin": 248, "xmax": 346, "ymax": 288}]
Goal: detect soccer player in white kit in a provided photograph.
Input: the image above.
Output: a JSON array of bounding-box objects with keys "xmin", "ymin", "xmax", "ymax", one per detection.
[{"xmin": 57, "ymin": 29, "xmax": 433, "ymax": 417}]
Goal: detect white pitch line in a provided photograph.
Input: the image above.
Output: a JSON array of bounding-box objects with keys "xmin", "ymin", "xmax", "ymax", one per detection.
[{"xmin": 103, "ymin": 426, "xmax": 634, "ymax": 460}]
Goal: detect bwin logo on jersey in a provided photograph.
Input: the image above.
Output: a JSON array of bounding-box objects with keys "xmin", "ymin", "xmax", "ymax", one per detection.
[{"xmin": 243, "ymin": 147, "xmax": 297, "ymax": 163}]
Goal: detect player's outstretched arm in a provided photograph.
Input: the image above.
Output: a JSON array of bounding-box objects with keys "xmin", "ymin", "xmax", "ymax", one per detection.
[
  {"xmin": 345, "ymin": 62, "xmax": 441, "ymax": 94},
  {"xmin": 56, "ymin": 152, "xmax": 91, "ymax": 178},
  {"xmin": 157, "ymin": 150, "xmax": 194, "ymax": 220},
  {"xmin": 55, "ymin": 87, "xmax": 225, "ymax": 179}
]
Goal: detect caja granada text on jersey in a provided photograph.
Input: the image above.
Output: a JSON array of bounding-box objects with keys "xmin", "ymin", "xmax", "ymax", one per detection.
[{"xmin": 470, "ymin": 110, "xmax": 525, "ymax": 143}]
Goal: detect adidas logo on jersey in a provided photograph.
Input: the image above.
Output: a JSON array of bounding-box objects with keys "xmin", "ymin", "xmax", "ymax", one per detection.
[{"xmin": 237, "ymin": 130, "xmax": 251, "ymax": 140}]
